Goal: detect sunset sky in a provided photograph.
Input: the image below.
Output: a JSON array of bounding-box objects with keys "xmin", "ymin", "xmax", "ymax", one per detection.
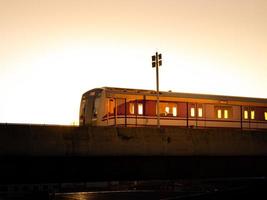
[{"xmin": 0, "ymin": 0, "xmax": 266, "ymax": 125}]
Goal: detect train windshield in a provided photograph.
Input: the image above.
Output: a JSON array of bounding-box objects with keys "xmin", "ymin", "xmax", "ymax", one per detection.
[
  {"xmin": 93, "ymin": 98, "xmax": 100, "ymax": 119},
  {"xmin": 91, "ymin": 89, "xmax": 102, "ymax": 121},
  {"xmin": 79, "ymin": 98, "xmax": 86, "ymax": 125},
  {"xmin": 79, "ymin": 89, "xmax": 103, "ymax": 126}
]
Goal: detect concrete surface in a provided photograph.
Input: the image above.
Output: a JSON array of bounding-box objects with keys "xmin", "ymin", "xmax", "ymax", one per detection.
[{"xmin": 0, "ymin": 124, "xmax": 267, "ymax": 156}]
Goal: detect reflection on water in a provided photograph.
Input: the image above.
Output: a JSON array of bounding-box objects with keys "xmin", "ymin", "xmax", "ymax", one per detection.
[{"xmin": 53, "ymin": 191, "xmax": 158, "ymax": 200}]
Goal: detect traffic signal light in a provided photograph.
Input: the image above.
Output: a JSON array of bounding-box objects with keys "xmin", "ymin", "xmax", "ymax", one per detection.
[
  {"xmin": 158, "ymin": 54, "xmax": 162, "ymax": 66},
  {"xmin": 152, "ymin": 53, "xmax": 162, "ymax": 67},
  {"xmin": 152, "ymin": 55, "xmax": 156, "ymax": 68}
]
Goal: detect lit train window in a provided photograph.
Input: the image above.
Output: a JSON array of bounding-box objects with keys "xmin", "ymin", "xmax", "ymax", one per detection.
[
  {"xmin": 173, "ymin": 107, "xmax": 177, "ymax": 117},
  {"xmin": 244, "ymin": 110, "xmax": 248, "ymax": 119},
  {"xmin": 159, "ymin": 103, "xmax": 166, "ymax": 116},
  {"xmin": 217, "ymin": 109, "xmax": 222, "ymax": 119},
  {"xmin": 265, "ymin": 112, "xmax": 267, "ymax": 120},
  {"xmin": 165, "ymin": 106, "xmax": 170, "ymax": 114},
  {"xmin": 190, "ymin": 108, "xmax": 195, "ymax": 117},
  {"xmin": 159, "ymin": 103, "xmax": 176, "ymax": 116},
  {"xmin": 198, "ymin": 108, "xmax": 203, "ymax": 117},
  {"xmin": 129, "ymin": 103, "xmax": 135, "ymax": 114},
  {"xmin": 138, "ymin": 103, "xmax": 143, "ymax": 115},
  {"xmin": 224, "ymin": 110, "xmax": 228, "ymax": 119},
  {"xmin": 251, "ymin": 110, "xmax": 255, "ymax": 120},
  {"xmin": 158, "ymin": 102, "xmax": 178, "ymax": 117},
  {"xmin": 216, "ymin": 106, "xmax": 232, "ymax": 119}
]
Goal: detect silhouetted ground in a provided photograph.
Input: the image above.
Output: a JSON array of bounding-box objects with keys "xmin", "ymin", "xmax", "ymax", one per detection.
[{"xmin": 1, "ymin": 178, "xmax": 267, "ymax": 200}]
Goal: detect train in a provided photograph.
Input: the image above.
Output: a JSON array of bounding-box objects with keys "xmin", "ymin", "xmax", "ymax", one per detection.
[{"xmin": 79, "ymin": 87, "xmax": 267, "ymax": 129}]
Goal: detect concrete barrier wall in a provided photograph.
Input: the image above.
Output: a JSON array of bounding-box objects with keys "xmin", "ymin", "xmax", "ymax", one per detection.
[{"xmin": 0, "ymin": 124, "xmax": 267, "ymax": 156}]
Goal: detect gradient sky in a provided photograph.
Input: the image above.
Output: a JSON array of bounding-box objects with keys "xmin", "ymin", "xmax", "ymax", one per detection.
[{"xmin": 0, "ymin": 0, "xmax": 266, "ymax": 124}]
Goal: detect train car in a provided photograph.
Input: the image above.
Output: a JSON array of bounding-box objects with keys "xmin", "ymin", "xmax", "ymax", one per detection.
[{"xmin": 79, "ymin": 87, "xmax": 267, "ymax": 129}]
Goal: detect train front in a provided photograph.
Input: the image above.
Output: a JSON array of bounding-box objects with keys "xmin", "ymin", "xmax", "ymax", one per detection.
[{"xmin": 79, "ymin": 88, "xmax": 104, "ymax": 126}]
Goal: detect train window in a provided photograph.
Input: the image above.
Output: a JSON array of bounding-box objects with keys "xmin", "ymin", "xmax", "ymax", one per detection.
[
  {"xmin": 215, "ymin": 106, "xmax": 232, "ymax": 119},
  {"xmin": 190, "ymin": 108, "xmax": 195, "ymax": 117},
  {"xmin": 159, "ymin": 103, "xmax": 169, "ymax": 116},
  {"xmin": 93, "ymin": 107, "xmax": 97, "ymax": 118},
  {"xmin": 158, "ymin": 102, "xmax": 178, "ymax": 116},
  {"xmin": 80, "ymin": 99, "xmax": 86, "ymax": 115},
  {"xmin": 251, "ymin": 110, "xmax": 255, "ymax": 120},
  {"xmin": 173, "ymin": 107, "xmax": 177, "ymax": 117},
  {"xmin": 198, "ymin": 108, "xmax": 203, "ymax": 117},
  {"xmin": 79, "ymin": 99, "xmax": 86, "ymax": 124},
  {"xmin": 159, "ymin": 103, "xmax": 167, "ymax": 116},
  {"xmin": 244, "ymin": 110, "xmax": 249, "ymax": 119},
  {"xmin": 158, "ymin": 103, "xmax": 164, "ymax": 116},
  {"xmin": 224, "ymin": 110, "xmax": 228, "ymax": 119},
  {"xmin": 169, "ymin": 104, "xmax": 178, "ymax": 117},
  {"xmin": 93, "ymin": 98, "xmax": 100, "ymax": 119},
  {"xmin": 265, "ymin": 112, "xmax": 267, "ymax": 120},
  {"xmin": 217, "ymin": 109, "xmax": 222, "ymax": 119},
  {"xmin": 165, "ymin": 106, "xmax": 170, "ymax": 114},
  {"xmin": 138, "ymin": 103, "xmax": 143, "ymax": 115},
  {"xmin": 129, "ymin": 103, "xmax": 135, "ymax": 114},
  {"xmin": 108, "ymin": 99, "xmax": 115, "ymax": 114},
  {"xmin": 89, "ymin": 91, "xmax": 95, "ymax": 96}
]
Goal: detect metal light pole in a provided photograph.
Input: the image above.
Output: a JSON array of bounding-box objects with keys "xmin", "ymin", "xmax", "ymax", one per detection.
[{"xmin": 152, "ymin": 52, "xmax": 162, "ymax": 128}]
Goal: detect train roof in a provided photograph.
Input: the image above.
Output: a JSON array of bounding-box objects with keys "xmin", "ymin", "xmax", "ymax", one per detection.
[{"xmin": 84, "ymin": 87, "xmax": 267, "ymax": 104}]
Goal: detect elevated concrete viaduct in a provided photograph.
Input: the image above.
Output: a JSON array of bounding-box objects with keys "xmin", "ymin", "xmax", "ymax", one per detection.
[{"xmin": 0, "ymin": 124, "xmax": 267, "ymax": 184}]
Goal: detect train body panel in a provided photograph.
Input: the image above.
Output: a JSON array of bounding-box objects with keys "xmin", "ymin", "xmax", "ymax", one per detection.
[{"xmin": 79, "ymin": 87, "xmax": 267, "ymax": 129}]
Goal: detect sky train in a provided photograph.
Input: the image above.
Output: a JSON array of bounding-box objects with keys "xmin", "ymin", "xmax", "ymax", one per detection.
[{"xmin": 79, "ymin": 87, "xmax": 267, "ymax": 129}]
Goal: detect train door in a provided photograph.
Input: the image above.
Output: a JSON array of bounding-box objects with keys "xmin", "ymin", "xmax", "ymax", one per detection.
[
  {"xmin": 188, "ymin": 103, "xmax": 197, "ymax": 127},
  {"xmin": 126, "ymin": 99, "xmax": 145, "ymax": 127},
  {"xmin": 127, "ymin": 99, "xmax": 136, "ymax": 126},
  {"xmin": 136, "ymin": 100, "xmax": 145, "ymax": 126},
  {"xmin": 116, "ymin": 98, "xmax": 126, "ymax": 126},
  {"xmin": 107, "ymin": 98, "xmax": 115, "ymax": 126},
  {"xmin": 242, "ymin": 106, "xmax": 252, "ymax": 129}
]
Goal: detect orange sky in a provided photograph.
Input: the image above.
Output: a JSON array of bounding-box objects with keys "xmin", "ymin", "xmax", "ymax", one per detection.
[{"xmin": 0, "ymin": 0, "xmax": 266, "ymax": 124}]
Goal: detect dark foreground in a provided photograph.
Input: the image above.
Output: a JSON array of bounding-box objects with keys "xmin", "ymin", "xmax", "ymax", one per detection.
[
  {"xmin": 1, "ymin": 178, "xmax": 267, "ymax": 200},
  {"xmin": 1, "ymin": 125, "xmax": 267, "ymax": 199},
  {"xmin": 1, "ymin": 156, "xmax": 267, "ymax": 199},
  {"xmin": 1, "ymin": 156, "xmax": 267, "ymax": 184}
]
